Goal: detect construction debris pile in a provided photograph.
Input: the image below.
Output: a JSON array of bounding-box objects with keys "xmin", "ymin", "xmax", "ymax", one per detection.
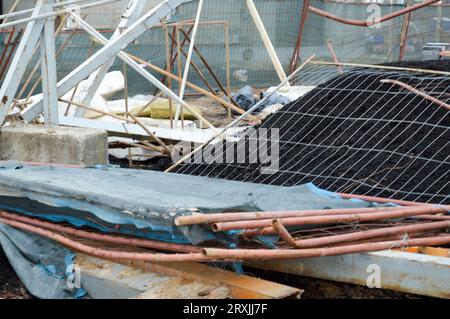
[
  {"xmin": 0, "ymin": 163, "xmax": 448, "ymax": 263},
  {"xmin": 178, "ymin": 61, "xmax": 450, "ymax": 205},
  {"xmin": 0, "ymin": 0, "xmax": 449, "ymax": 300}
]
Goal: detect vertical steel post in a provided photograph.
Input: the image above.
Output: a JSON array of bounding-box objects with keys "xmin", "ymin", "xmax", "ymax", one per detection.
[
  {"xmin": 40, "ymin": 0, "xmax": 59, "ymax": 125},
  {"xmin": 289, "ymin": 0, "xmax": 309, "ymax": 73},
  {"xmin": 0, "ymin": 0, "xmax": 45, "ymax": 125}
]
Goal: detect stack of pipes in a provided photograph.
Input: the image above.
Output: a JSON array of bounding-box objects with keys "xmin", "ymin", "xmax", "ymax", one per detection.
[{"xmin": 0, "ymin": 194, "xmax": 448, "ymax": 262}]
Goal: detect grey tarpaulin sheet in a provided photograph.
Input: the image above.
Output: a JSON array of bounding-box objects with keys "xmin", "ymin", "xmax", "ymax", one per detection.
[
  {"xmin": 0, "ymin": 161, "xmax": 382, "ymax": 244},
  {"xmin": 0, "ymin": 223, "xmax": 85, "ymax": 299}
]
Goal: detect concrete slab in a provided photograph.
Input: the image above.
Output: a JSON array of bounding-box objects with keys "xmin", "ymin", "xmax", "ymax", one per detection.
[{"xmin": 0, "ymin": 124, "xmax": 108, "ymax": 165}]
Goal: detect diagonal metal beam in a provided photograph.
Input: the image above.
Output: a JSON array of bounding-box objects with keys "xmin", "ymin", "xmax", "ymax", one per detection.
[
  {"xmin": 74, "ymin": 0, "xmax": 147, "ymax": 117},
  {"xmin": 21, "ymin": 0, "xmax": 186, "ymax": 123},
  {"xmin": 54, "ymin": 12, "xmax": 218, "ymax": 131},
  {"xmin": 0, "ymin": 0, "xmax": 45, "ymax": 125}
]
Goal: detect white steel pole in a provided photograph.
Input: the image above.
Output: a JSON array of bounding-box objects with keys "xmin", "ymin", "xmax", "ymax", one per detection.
[
  {"xmin": 173, "ymin": 0, "xmax": 204, "ymax": 127},
  {"xmin": 40, "ymin": 0, "xmax": 59, "ymax": 125},
  {"xmin": 246, "ymin": 0, "xmax": 289, "ymax": 85}
]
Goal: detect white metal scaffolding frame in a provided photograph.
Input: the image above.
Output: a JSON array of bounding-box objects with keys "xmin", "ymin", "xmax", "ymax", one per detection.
[{"xmin": 0, "ymin": 0, "xmax": 291, "ymax": 135}]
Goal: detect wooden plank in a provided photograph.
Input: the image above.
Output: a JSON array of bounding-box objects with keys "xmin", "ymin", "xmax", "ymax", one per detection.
[
  {"xmin": 116, "ymin": 259, "xmax": 302, "ymax": 299},
  {"xmin": 75, "ymin": 254, "xmax": 231, "ymax": 299}
]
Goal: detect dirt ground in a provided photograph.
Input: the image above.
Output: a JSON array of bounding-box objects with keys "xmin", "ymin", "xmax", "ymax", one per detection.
[{"xmin": 0, "ymin": 249, "xmax": 32, "ymax": 299}]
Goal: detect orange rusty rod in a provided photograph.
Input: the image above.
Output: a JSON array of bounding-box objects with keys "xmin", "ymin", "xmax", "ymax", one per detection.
[
  {"xmin": 243, "ymin": 212, "xmax": 450, "ymax": 238},
  {"xmin": 308, "ymin": 0, "xmax": 440, "ymax": 27},
  {"xmin": 0, "ymin": 28, "xmax": 21, "ymax": 81},
  {"xmin": 337, "ymin": 193, "xmax": 432, "ymax": 206},
  {"xmin": 175, "ymin": 206, "xmax": 410, "ymax": 226},
  {"xmin": 274, "ymin": 219, "xmax": 450, "ymax": 249},
  {"xmin": 202, "ymin": 235, "xmax": 450, "ymax": 260},
  {"xmin": 326, "ymin": 40, "xmax": 343, "ymax": 74},
  {"xmin": 0, "ymin": 27, "xmax": 15, "ymax": 76},
  {"xmin": 272, "ymin": 219, "xmax": 299, "ymax": 247},
  {"xmin": 380, "ymin": 79, "xmax": 450, "ymax": 111},
  {"xmin": 0, "ymin": 217, "xmax": 213, "ymax": 262},
  {"xmin": 215, "ymin": 205, "xmax": 449, "ymax": 233},
  {"xmin": 0, "ymin": 211, "xmax": 201, "ymax": 253}
]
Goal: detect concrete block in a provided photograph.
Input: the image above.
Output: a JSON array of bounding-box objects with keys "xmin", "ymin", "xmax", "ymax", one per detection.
[{"xmin": 0, "ymin": 124, "xmax": 108, "ymax": 165}]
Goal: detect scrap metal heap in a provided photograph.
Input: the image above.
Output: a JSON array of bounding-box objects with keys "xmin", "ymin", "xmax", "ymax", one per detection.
[{"xmin": 0, "ymin": 0, "xmax": 448, "ymax": 299}]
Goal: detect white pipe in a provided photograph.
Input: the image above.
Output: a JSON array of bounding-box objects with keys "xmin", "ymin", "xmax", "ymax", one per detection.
[
  {"xmin": 0, "ymin": 0, "xmax": 123, "ymax": 29},
  {"xmin": 68, "ymin": 12, "xmax": 219, "ymax": 133},
  {"xmin": 246, "ymin": 0, "xmax": 289, "ymax": 85},
  {"xmin": 173, "ymin": 0, "xmax": 204, "ymax": 127},
  {"xmin": 0, "ymin": 0, "xmax": 111, "ymax": 21}
]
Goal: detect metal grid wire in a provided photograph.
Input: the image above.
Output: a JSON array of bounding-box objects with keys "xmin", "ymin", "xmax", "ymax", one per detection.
[
  {"xmin": 178, "ymin": 64, "xmax": 450, "ymax": 205},
  {"xmin": 3, "ymin": 0, "xmax": 450, "ymax": 99}
]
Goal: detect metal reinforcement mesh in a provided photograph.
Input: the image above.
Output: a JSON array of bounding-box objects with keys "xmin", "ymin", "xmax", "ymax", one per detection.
[
  {"xmin": 178, "ymin": 63, "xmax": 450, "ymax": 205},
  {"xmin": 2, "ymin": 0, "xmax": 450, "ymax": 99}
]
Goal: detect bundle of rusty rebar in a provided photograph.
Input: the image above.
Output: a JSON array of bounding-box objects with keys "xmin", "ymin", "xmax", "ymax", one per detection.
[
  {"xmin": 0, "ymin": 199, "xmax": 449, "ymax": 262},
  {"xmin": 173, "ymin": 200, "xmax": 450, "ymax": 260}
]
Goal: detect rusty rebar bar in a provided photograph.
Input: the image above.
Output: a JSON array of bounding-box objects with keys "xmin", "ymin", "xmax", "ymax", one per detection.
[
  {"xmin": 308, "ymin": 0, "xmax": 440, "ymax": 27},
  {"xmin": 326, "ymin": 40, "xmax": 343, "ymax": 74},
  {"xmin": 337, "ymin": 193, "xmax": 432, "ymax": 206},
  {"xmin": 175, "ymin": 206, "xmax": 409, "ymax": 226},
  {"xmin": 274, "ymin": 219, "xmax": 450, "ymax": 249},
  {"xmin": 202, "ymin": 235, "xmax": 450, "ymax": 260},
  {"xmin": 219, "ymin": 206, "xmax": 449, "ymax": 233},
  {"xmin": 0, "ymin": 211, "xmax": 200, "ymax": 253},
  {"xmin": 0, "ymin": 27, "xmax": 15, "ymax": 77},
  {"xmin": 380, "ymin": 79, "xmax": 450, "ymax": 111},
  {"xmin": 0, "ymin": 216, "xmax": 213, "ymax": 262}
]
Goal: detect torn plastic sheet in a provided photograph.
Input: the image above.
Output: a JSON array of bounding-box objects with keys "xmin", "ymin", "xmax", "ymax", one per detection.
[
  {"xmin": 0, "ymin": 161, "xmax": 386, "ymax": 245},
  {"xmin": 0, "ymin": 223, "xmax": 86, "ymax": 299}
]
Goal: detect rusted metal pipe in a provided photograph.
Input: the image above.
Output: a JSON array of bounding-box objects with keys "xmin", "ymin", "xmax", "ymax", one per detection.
[
  {"xmin": 398, "ymin": 2, "xmax": 412, "ymax": 62},
  {"xmin": 276, "ymin": 219, "xmax": 450, "ymax": 249},
  {"xmin": 0, "ymin": 28, "xmax": 21, "ymax": 81},
  {"xmin": 326, "ymin": 39, "xmax": 343, "ymax": 74},
  {"xmin": 308, "ymin": 0, "xmax": 440, "ymax": 27},
  {"xmin": 175, "ymin": 206, "xmax": 409, "ymax": 226},
  {"xmin": 308, "ymin": 6, "xmax": 367, "ymax": 26},
  {"xmin": 337, "ymin": 193, "xmax": 432, "ymax": 206},
  {"xmin": 167, "ymin": 30, "xmax": 219, "ymax": 97},
  {"xmin": 213, "ymin": 206, "xmax": 449, "ymax": 232},
  {"xmin": 0, "ymin": 28, "xmax": 15, "ymax": 77},
  {"xmin": 380, "ymin": 79, "xmax": 450, "ymax": 111},
  {"xmin": 272, "ymin": 219, "xmax": 299, "ymax": 247},
  {"xmin": 0, "ymin": 211, "xmax": 201, "ymax": 253},
  {"xmin": 275, "ymin": 224, "xmax": 427, "ymax": 248},
  {"xmin": 0, "ymin": 217, "xmax": 213, "ymax": 262},
  {"xmin": 202, "ymin": 235, "xmax": 450, "ymax": 260},
  {"xmin": 289, "ymin": 0, "xmax": 310, "ymax": 73},
  {"xmin": 179, "ymin": 28, "xmax": 239, "ymax": 107}
]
